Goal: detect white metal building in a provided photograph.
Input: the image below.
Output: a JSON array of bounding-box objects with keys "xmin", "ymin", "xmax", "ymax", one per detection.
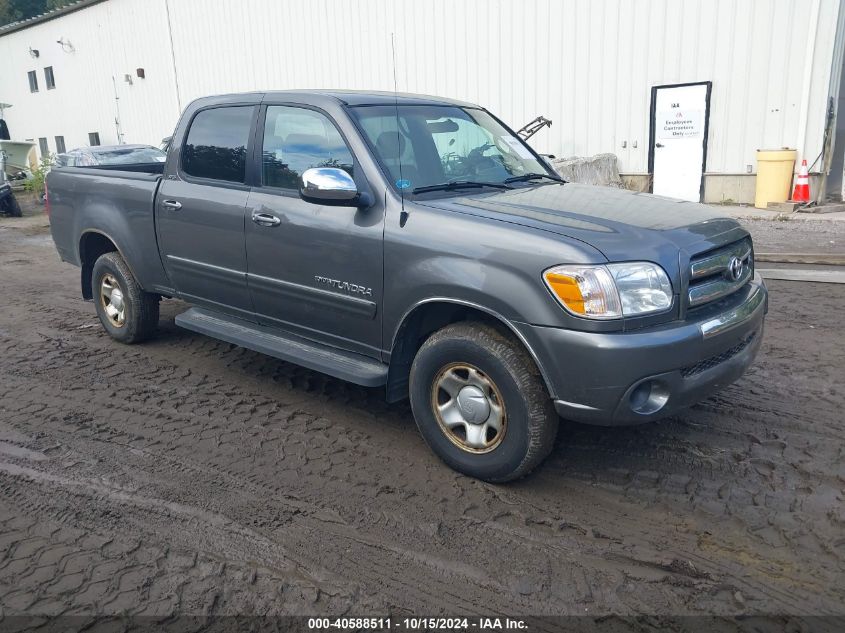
[{"xmin": 1, "ymin": 0, "xmax": 844, "ymax": 203}]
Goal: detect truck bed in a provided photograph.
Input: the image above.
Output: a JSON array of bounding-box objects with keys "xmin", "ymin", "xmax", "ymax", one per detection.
[
  {"xmin": 47, "ymin": 166, "xmax": 172, "ymax": 295},
  {"xmin": 75, "ymin": 162, "xmax": 166, "ymax": 175}
]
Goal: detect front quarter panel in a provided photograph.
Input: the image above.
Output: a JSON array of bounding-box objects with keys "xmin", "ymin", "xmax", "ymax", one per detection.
[{"xmin": 383, "ymin": 199, "xmax": 609, "ymax": 348}]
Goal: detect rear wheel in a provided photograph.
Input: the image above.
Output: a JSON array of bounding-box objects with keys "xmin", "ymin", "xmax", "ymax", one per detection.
[
  {"xmin": 409, "ymin": 321, "xmax": 558, "ymax": 482},
  {"xmin": 92, "ymin": 252, "xmax": 159, "ymax": 343}
]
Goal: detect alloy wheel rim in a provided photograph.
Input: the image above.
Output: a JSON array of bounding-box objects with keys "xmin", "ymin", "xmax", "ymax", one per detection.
[
  {"xmin": 100, "ymin": 273, "xmax": 126, "ymax": 328},
  {"xmin": 431, "ymin": 362, "xmax": 507, "ymax": 454}
]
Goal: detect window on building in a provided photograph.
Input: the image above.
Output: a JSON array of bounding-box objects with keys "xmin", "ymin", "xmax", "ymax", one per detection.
[
  {"xmin": 38, "ymin": 137, "xmax": 49, "ymax": 156},
  {"xmin": 261, "ymin": 106, "xmax": 354, "ymax": 189},
  {"xmin": 88, "ymin": 132, "xmax": 100, "ymax": 146},
  {"xmin": 28, "ymin": 71, "xmax": 39, "ymax": 93},
  {"xmin": 55, "ymin": 136, "xmax": 66, "ymax": 153},
  {"xmin": 182, "ymin": 106, "xmax": 254, "ymax": 182},
  {"xmin": 44, "ymin": 66, "xmax": 55, "ymax": 90}
]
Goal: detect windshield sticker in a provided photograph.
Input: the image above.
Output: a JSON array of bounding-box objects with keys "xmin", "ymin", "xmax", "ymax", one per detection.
[
  {"xmin": 396, "ymin": 179, "xmax": 411, "ymax": 189},
  {"xmin": 501, "ymin": 136, "xmax": 535, "ymax": 160}
]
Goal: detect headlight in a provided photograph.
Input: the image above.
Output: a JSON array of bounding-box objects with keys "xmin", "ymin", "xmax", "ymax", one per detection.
[
  {"xmin": 607, "ymin": 262, "xmax": 673, "ymax": 315},
  {"xmin": 543, "ymin": 262, "xmax": 672, "ymax": 319}
]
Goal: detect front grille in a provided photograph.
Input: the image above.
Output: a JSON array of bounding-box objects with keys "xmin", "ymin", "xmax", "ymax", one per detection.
[
  {"xmin": 681, "ymin": 331, "xmax": 756, "ymax": 378},
  {"xmin": 687, "ymin": 238, "xmax": 753, "ymax": 309}
]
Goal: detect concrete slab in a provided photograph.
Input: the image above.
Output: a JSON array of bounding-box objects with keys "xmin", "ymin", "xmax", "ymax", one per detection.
[
  {"xmin": 708, "ymin": 204, "xmax": 845, "ymax": 222},
  {"xmin": 756, "ymin": 253, "xmax": 845, "ymax": 265},
  {"xmin": 766, "ymin": 201, "xmax": 801, "ymax": 213},
  {"xmin": 797, "ymin": 203, "xmax": 845, "ymax": 214},
  {"xmin": 757, "ymin": 268, "xmax": 845, "ymax": 283}
]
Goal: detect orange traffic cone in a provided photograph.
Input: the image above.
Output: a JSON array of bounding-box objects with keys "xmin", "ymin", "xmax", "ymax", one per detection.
[{"xmin": 791, "ymin": 159, "xmax": 810, "ymax": 202}]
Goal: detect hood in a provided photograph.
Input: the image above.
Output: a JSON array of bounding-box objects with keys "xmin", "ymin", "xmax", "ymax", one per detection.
[{"xmin": 417, "ymin": 182, "xmax": 747, "ymax": 263}]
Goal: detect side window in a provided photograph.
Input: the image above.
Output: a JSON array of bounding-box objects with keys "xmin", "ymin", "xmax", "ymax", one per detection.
[
  {"xmin": 183, "ymin": 106, "xmax": 253, "ymax": 183},
  {"xmin": 262, "ymin": 106, "xmax": 353, "ymax": 189}
]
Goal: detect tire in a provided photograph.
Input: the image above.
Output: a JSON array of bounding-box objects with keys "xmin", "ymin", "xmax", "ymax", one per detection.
[
  {"xmin": 91, "ymin": 252, "xmax": 159, "ymax": 344},
  {"xmin": 409, "ymin": 321, "xmax": 558, "ymax": 482},
  {"xmin": 7, "ymin": 195, "xmax": 22, "ymax": 217}
]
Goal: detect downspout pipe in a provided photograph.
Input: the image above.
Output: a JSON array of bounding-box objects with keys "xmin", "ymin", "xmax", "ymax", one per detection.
[
  {"xmin": 818, "ymin": 0, "xmax": 845, "ymax": 202},
  {"xmin": 796, "ymin": 0, "xmax": 821, "ymax": 167}
]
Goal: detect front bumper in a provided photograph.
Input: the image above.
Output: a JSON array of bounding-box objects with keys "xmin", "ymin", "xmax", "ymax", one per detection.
[{"xmin": 514, "ymin": 274, "xmax": 768, "ymax": 426}]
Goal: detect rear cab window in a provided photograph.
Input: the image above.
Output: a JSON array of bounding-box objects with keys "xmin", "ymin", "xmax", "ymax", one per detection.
[{"xmin": 182, "ymin": 106, "xmax": 254, "ymax": 182}]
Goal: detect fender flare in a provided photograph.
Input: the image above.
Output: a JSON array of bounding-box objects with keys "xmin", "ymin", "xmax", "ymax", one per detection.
[
  {"xmin": 78, "ymin": 229, "xmax": 143, "ymax": 299},
  {"xmin": 388, "ymin": 297, "xmax": 556, "ymax": 400}
]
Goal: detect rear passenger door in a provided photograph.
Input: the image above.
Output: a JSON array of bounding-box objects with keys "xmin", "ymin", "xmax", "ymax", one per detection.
[
  {"xmin": 245, "ymin": 104, "xmax": 384, "ymax": 358},
  {"xmin": 156, "ymin": 104, "xmax": 257, "ymax": 319}
]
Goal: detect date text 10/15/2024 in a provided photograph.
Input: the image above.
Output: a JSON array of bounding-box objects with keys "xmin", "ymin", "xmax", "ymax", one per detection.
[{"xmin": 307, "ymin": 617, "xmax": 529, "ymax": 630}]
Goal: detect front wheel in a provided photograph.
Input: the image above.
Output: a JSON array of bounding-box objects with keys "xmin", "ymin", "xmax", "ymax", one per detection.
[
  {"xmin": 409, "ymin": 322, "xmax": 558, "ymax": 482},
  {"xmin": 92, "ymin": 252, "xmax": 159, "ymax": 344}
]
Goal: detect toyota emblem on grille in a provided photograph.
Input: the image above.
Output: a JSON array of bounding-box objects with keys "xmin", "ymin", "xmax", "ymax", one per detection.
[{"xmin": 727, "ymin": 256, "xmax": 744, "ymax": 281}]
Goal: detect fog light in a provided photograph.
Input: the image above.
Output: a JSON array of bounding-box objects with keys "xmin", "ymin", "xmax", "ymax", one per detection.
[{"xmin": 629, "ymin": 380, "xmax": 670, "ymax": 415}]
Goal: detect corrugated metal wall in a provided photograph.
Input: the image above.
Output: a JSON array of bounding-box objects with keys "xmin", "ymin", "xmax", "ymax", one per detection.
[{"xmin": 1, "ymin": 0, "xmax": 841, "ymax": 175}]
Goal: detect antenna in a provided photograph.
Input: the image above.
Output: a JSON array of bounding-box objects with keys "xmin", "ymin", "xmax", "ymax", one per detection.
[
  {"xmin": 391, "ymin": 32, "xmax": 408, "ymax": 224},
  {"xmin": 390, "ymin": 32, "xmax": 399, "ymax": 97}
]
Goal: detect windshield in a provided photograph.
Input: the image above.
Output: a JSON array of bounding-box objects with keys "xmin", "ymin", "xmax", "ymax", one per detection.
[{"xmin": 350, "ymin": 105, "xmax": 553, "ymax": 193}]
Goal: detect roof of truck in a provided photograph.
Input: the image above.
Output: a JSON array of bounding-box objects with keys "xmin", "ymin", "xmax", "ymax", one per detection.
[
  {"xmin": 290, "ymin": 90, "xmax": 478, "ymax": 107},
  {"xmin": 191, "ymin": 90, "xmax": 479, "ymax": 109}
]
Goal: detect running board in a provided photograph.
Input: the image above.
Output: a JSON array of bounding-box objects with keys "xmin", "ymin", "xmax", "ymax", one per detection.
[{"xmin": 175, "ymin": 308, "xmax": 388, "ymax": 387}]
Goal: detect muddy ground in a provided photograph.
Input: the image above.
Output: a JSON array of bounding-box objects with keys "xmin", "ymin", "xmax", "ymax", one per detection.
[
  {"xmin": 739, "ymin": 216, "xmax": 844, "ymax": 255},
  {"xmin": 0, "ymin": 206, "xmax": 843, "ymax": 622}
]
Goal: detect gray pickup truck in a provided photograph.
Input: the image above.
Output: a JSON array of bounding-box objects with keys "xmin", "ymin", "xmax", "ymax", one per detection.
[{"xmin": 47, "ymin": 90, "xmax": 767, "ymax": 481}]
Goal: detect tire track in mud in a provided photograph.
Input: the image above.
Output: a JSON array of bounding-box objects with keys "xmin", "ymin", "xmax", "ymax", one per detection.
[
  {"xmin": 0, "ymin": 414, "xmax": 604, "ymax": 619},
  {"xmin": 0, "ymin": 234, "xmax": 843, "ymax": 615},
  {"xmin": 0, "ymin": 491, "xmax": 367, "ymax": 617},
  {"xmin": 0, "ymin": 341, "xmax": 838, "ymax": 615},
  {"xmin": 0, "ymin": 363, "xmax": 588, "ymax": 617}
]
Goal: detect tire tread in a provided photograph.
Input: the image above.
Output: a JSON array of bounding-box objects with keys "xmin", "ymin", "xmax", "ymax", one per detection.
[
  {"xmin": 412, "ymin": 321, "xmax": 558, "ymax": 482},
  {"xmin": 93, "ymin": 252, "xmax": 159, "ymax": 344}
]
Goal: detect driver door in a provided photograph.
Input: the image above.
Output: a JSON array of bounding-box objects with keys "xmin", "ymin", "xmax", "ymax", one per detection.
[{"xmin": 244, "ymin": 104, "xmax": 384, "ymax": 358}]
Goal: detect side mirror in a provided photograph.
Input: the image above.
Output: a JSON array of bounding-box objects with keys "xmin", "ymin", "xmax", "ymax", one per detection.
[{"xmin": 300, "ymin": 167, "xmax": 371, "ymax": 207}]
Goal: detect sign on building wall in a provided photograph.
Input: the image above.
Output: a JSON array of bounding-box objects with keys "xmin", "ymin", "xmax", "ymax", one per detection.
[{"xmin": 657, "ymin": 109, "xmax": 703, "ymax": 139}]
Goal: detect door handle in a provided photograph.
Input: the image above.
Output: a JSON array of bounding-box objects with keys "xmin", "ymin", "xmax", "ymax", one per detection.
[
  {"xmin": 655, "ymin": 143, "xmax": 665, "ymax": 148},
  {"xmin": 252, "ymin": 212, "xmax": 281, "ymax": 227},
  {"xmin": 162, "ymin": 199, "xmax": 182, "ymax": 210}
]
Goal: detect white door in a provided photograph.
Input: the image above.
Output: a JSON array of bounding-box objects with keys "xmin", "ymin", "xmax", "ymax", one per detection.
[{"xmin": 651, "ymin": 82, "xmax": 710, "ymax": 202}]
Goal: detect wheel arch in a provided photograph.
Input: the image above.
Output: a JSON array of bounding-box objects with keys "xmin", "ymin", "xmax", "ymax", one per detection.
[
  {"xmin": 385, "ymin": 298, "xmax": 554, "ymax": 403},
  {"xmin": 78, "ymin": 230, "xmax": 134, "ymax": 300}
]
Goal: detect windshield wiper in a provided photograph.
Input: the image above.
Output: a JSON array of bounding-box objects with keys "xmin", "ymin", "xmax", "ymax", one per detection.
[
  {"xmin": 503, "ymin": 173, "xmax": 563, "ymax": 184},
  {"xmin": 411, "ymin": 180, "xmax": 514, "ymax": 194}
]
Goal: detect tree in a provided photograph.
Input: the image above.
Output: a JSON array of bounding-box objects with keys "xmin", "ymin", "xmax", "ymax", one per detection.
[
  {"xmin": 0, "ymin": 0, "xmax": 74, "ymax": 28},
  {"xmin": 0, "ymin": 0, "xmax": 24, "ymax": 25}
]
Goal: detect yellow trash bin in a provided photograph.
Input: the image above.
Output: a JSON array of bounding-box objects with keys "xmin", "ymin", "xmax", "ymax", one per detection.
[{"xmin": 755, "ymin": 148, "xmax": 797, "ymax": 209}]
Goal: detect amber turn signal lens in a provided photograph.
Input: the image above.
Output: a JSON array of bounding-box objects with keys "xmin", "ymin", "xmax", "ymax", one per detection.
[
  {"xmin": 542, "ymin": 265, "xmax": 623, "ymax": 319},
  {"xmin": 544, "ymin": 271, "xmax": 587, "ymax": 315}
]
